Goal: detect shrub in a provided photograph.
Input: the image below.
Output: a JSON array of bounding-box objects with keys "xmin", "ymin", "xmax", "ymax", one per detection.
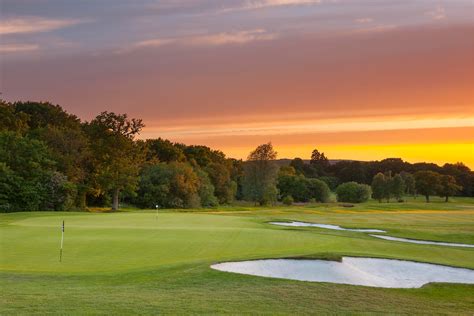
[
  {"xmin": 282, "ymin": 195, "xmax": 294, "ymax": 206},
  {"xmin": 277, "ymin": 175, "xmax": 330, "ymax": 203},
  {"xmin": 336, "ymin": 182, "xmax": 371, "ymax": 203},
  {"xmin": 307, "ymin": 178, "xmax": 330, "ymax": 203},
  {"xmin": 277, "ymin": 174, "xmax": 309, "ymax": 202}
]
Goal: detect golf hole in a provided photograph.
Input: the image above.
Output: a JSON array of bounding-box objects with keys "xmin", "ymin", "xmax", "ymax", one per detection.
[
  {"xmin": 211, "ymin": 257, "xmax": 474, "ymax": 288},
  {"xmin": 270, "ymin": 221, "xmax": 386, "ymax": 233}
]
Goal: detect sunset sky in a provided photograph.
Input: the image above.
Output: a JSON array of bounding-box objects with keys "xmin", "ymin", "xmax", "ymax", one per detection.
[{"xmin": 1, "ymin": 0, "xmax": 473, "ymax": 167}]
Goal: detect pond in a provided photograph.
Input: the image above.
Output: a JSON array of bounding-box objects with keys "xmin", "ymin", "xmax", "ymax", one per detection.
[
  {"xmin": 270, "ymin": 221, "xmax": 386, "ymax": 233},
  {"xmin": 211, "ymin": 257, "xmax": 474, "ymax": 288}
]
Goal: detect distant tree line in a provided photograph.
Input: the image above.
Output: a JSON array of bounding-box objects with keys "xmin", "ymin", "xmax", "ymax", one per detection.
[
  {"xmin": 287, "ymin": 154, "xmax": 471, "ymax": 202},
  {"xmin": 0, "ymin": 100, "xmax": 471, "ymax": 211}
]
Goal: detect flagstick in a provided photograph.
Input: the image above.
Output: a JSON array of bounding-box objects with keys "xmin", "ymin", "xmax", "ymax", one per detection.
[{"xmin": 59, "ymin": 220, "xmax": 64, "ymax": 262}]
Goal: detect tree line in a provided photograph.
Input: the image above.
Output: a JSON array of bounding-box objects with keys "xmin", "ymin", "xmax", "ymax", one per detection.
[{"xmin": 1, "ymin": 100, "xmax": 471, "ymax": 212}]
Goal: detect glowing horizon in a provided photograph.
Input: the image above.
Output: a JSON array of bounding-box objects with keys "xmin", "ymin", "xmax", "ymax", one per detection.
[
  {"xmin": 139, "ymin": 116, "xmax": 474, "ymax": 167},
  {"xmin": 216, "ymin": 143, "xmax": 474, "ymax": 168}
]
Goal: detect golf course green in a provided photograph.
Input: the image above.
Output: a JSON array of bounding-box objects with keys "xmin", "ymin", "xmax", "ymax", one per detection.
[{"xmin": 1, "ymin": 197, "xmax": 474, "ymax": 314}]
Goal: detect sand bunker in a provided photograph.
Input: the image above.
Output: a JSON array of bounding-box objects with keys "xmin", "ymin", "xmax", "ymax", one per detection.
[
  {"xmin": 371, "ymin": 235, "xmax": 474, "ymax": 248},
  {"xmin": 211, "ymin": 257, "xmax": 474, "ymax": 288},
  {"xmin": 270, "ymin": 221, "xmax": 386, "ymax": 233},
  {"xmin": 270, "ymin": 221, "xmax": 474, "ymax": 248}
]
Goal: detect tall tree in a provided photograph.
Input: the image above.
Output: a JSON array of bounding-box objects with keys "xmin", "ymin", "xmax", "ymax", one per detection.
[
  {"xmin": 383, "ymin": 171, "xmax": 393, "ymax": 202},
  {"xmin": 438, "ymin": 175, "xmax": 462, "ymax": 202},
  {"xmin": 242, "ymin": 143, "xmax": 278, "ymax": 205},
  {"xmin": 442, "ymin": 163, "xmax": 473, "ymax": 196},
  {"xmin": 86, "ymin": 112, "xmax": 145, "ymax": 210},
  {"xmin": 391, "ymin": 174, "xmax": 406, "ymax": 201},
  {"xmin": 400, "ymin": 171, "xmax": 416, "ymax": 197},
  {"xmin": 310, "ymin": 148, "xmax": 329, "ymax": 175},
  {"xmin": 415, "ymin": 171, "xmax": 441, "ymax": 202},
  {"xmin": 371, "ymin": 173, "xmax": 387, "ymax": 203},
  {"xmin": 228, "ymin": 158, "xmax": 244, "ymax": 200}
]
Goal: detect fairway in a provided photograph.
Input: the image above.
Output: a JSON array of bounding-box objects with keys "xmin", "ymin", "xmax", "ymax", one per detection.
[{"xmin": 1, "ymin": 202, "xmax": 474, "ymax": 314}]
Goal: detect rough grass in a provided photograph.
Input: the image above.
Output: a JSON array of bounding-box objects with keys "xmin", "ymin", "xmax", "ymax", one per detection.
[{"xmin": 1, "ymin": 198, "xmax": 473, "ymax": 314}]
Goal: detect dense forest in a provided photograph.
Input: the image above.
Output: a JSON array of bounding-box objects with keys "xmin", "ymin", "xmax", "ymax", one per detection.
[{"xmin": 1, "ymin": 100, "xmax": 472, "ymax": 212}]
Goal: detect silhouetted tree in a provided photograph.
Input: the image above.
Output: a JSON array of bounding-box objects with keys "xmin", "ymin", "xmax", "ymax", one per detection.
[
  {"xmin": 391, "ymin": 174, "xmax": 406, "ymax": 201},
  {"xmin": 415, "ymin": 171, "xmax": 441, "ymax": 202},
  {"xmin": 438, "ymin": 175, "xmax": 462, "ymax": 202},
  {"xmin": 371, "ymin": 173, "xmax": 387, "ymax": 203},
  {"xmin": 242, "ymin": 143, "xmax": 278, "ymax": 205},
  {"xmin": 400, "ymin": 171, "xmax": 416, "ymax": 197},
  {"xmin": 310, "ymin": 148, "xmax": 329, "ymax": 175}
]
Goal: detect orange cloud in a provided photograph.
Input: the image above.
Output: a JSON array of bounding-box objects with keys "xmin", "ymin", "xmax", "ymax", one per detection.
[
  {"xmin": 0, "ymin": 43, "xmax": 39, "ymax": 53},
  {"xmin": 0, "ymin": 16, "xmax": 86, "ymax": 35},
  {"xmin": 130, "ymin": 29, "xmax": 277, "ymax": 53}
]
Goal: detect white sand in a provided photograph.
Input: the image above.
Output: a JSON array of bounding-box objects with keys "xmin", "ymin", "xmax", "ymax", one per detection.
[
  {"xmin": 371, "ymin": 234, "xmax": 474, "ymax": 248},
  {"xmin": 270, "ymin": 221, "xmax": 474, "ymax": 248},
  {"xmin": 270, "ymin": 221, "xmax": 386, "ymax": 233},
  {"xmin": 211, "ymin": 257, "xmax": 474, "ymax": 288}
]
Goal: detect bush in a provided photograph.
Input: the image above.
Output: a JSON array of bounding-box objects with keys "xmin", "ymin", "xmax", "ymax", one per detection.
[
  {"xmin": 282, "ymin": 195, "xmax": 294, "ymax": 206},
  {"xmin": 277, "ymin": 175, "xmax": 330, "ymax": 203},
  {"xmin": 277, "ymin": 175, "xmax": 309, "ymax": 202},
  {"xmin": 307, "ymin": 178, "xmax": 330, "ymax": 202},
  {"xmin": 336, "ymin": 182, "xmax": 371, "ymax": 203}
]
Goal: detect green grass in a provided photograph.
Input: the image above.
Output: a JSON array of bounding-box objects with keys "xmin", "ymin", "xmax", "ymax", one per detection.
[{"xmin": 1, "ymin": 198, "xmax": 474, "ymax": 314}]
